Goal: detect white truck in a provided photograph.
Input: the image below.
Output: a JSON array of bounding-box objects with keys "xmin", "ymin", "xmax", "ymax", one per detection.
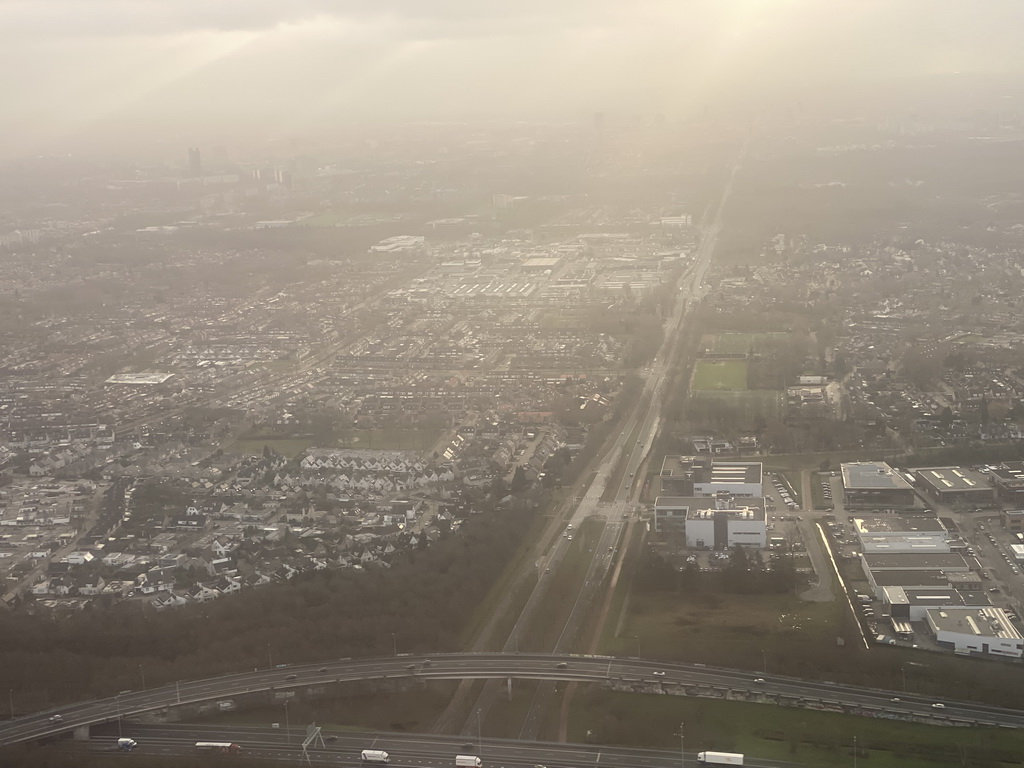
[
  {"xmin": 697, "ymin": 752, "xmax": 743, "ymax": 766},
  {"xmin": 117, "ymin": 738, "xmax": 138, "ymax": 752},
  {"xmin": 361, "ymin": 750, "xmax": 390, "ymax": 763},
  {"xmin": 455, "ymin": 756, "xmax": 483, "ymax": 767}
]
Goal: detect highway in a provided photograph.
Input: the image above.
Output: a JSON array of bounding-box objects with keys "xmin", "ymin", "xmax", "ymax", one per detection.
[
  {"xmin": 3, "ymin": 652, "xmax": 1023, "ymax": 750},
  {"xmin": 83, "ymin": 722, "xmax": 797, "ymax": 768},
  {"xmin": 514, "ymin": 137, "xmax": 748, "ymax": 739}
]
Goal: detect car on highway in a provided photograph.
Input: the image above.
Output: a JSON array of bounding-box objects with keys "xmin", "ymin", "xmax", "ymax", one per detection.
[
  {"xmin": 405, "ymin": 664, "xmax": 417, "ymax": 670},
  {"xmin": 567, "ymin": 535, "xmax": 573, "ymax": 541},
  {"xmin": 653, "ymin": 671, "xmax": 665, "ymax": 676},
  {"xmin": 753, "ymin": 678, "xmax": 765, "ymax": 684},
  {"xmin": 325, "ymin": 735, "xmax": 338, "ymax": 743},
  {"xmin": 890, "ymin": 697, "xmax": 900, "ymax": 703},
  {"xmin": 49, "ymin": 715, "xmax": 63, "ymax": 723},
  {"xmin": 318, "ymin": 667, "xmax": 327, "ymax": 673},
  {"xmin": 932, "ymin": 703, "xmax": 946, "ymax": 709},
  {"xmin": 285, "ymin": 674, "xmax": 297, "ymax": 680},
  {"xmin": 556, "ymin": 662, "xmax": 568, "ymax": 669}
]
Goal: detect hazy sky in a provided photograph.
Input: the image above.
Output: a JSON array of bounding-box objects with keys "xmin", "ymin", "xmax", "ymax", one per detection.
[{"xmin": 2, "ymin": 0, "xmax": 1023, "ymax": 158}]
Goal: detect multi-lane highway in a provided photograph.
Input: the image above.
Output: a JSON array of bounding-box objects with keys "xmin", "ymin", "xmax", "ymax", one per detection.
[
  {"xmin": 3, "ymin": 653, "xmax": 1022, "ymax": 749},
  {"xmin": 83, "ymin": 722, "xmax": 797, "ymax": 768}
]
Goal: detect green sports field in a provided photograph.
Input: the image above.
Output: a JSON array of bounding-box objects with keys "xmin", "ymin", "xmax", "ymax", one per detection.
[{"xmin": 692, "ymin": 360, "xmax": 749, "ymax": 391}]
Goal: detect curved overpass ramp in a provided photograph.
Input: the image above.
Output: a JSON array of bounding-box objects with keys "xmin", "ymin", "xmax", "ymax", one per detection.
[{"xmin": 2, "ymin": 653, "xmax": 1022, "ymax": 747}]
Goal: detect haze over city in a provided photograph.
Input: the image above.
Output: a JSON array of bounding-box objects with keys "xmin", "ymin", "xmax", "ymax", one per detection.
[
  {"xmin": 3, "ymin": 0, "xmax": 1024, "ymax": 159},
  {"xmin": 4, "ymin": 2, "xmax": 1024, "ymax": 767}
]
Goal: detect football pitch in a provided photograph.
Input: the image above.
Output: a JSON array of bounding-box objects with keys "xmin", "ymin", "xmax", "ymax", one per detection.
[{"xmin": 692, "ymin": 359, "xmax": 749, "ymax": 391}]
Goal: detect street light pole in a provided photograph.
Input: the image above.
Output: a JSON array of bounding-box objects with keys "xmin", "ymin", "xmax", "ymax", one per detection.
[
  {"xmin": 634, "ymin": 636, "xmax": 641, "ymax": 659},
  {"xmin": 116, "ymin": 694, "xmax": 122, "ymax": 737},
  {"xmin": 176, "ymin": 680, "xmax": 181, "ymax": 705},
  {"xmin": 477, "ymin": 708, "xmax": 482, "ymax": 755},
  {"xmin": 679, "ymin": 722, "xmax": 685, "ymax": 768},
  {"xmin": 392, "ymin": 633, "xmax": 398, "ymax": 657},
  {"xmin": 139, "ymin": 664, "xmax": 146, "ymax": 692},
  {"xmin": 761, "ymin": 649, "xmax": 767, "ymax": 674},
  {"xmin": 9, "ymin": 689, "xmax": 13, "ymax": 719},
  {"xmin": 284, "ymin": 701, "xmax": 290, "ymax": 744},
  {"xmin": 268, "ymin": 643, "xmax": 273, "ymax": 669}
]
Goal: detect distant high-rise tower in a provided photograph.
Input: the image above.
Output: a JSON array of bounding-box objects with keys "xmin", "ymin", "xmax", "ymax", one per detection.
[{"xmin": 188, "ymin": 147, "xmax": 202, "ymax": 177}]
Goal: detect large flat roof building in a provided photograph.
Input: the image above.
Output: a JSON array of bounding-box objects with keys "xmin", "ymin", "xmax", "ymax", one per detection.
[
  {"xmin": 862, "ymin": 553, "xmax": 969, "ymax": 571},
  {"xmin": 926, "ymin": 607, "xmax": 1023, "ymax": 658},
  {"xmin": 913, "ymin": 467, "xmax": 995, "ymax": 507},
  {"xmin": 653, "ymin": 493, "xmax": 765, "ymax": 536},
  {"xmin": 685, "ymin": 501, "xmax": 767, "ymax": 550},
  {"xmin": 841, "ymin": 462, "xmax": 916, "ymax": 508},
  {"xmin": 882, "ymin": 586, "xmax": 990, "ymax": 621},
  {"xmin": 853, "ymin": 514, "xmax": 949, "ymax": 553},
  {"xmin": 659, "ymin": 456, "xmax": 762, "ymax": 498},
  {"xmin": 990, "ymin": 463, "xmax": 1024, "ymax": 505}
]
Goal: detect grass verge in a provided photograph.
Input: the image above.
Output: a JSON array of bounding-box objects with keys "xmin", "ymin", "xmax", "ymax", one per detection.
[{"xmin": 568, "ymin": 687, "xmax": 1024, "ymax": 768}]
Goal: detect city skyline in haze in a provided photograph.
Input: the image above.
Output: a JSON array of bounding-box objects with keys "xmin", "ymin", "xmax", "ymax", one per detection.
[{"xmin": 3, "ymin": 0, "xmax": 1024, "ymax": 161}]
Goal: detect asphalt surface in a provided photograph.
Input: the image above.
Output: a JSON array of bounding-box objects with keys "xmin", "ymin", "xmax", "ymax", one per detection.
[
  {"xmin": 4, "ymin": 652, "xmax": 1023, "ymax": 750},
  {"xmin": 82, "ymin": 721, "xmax": 796, "ymax": 768}
]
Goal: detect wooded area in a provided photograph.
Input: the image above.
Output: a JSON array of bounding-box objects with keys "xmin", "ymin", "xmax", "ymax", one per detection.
[{"xmin": 0, "ymin": 507, "xmax": 534, "ymax": 710}]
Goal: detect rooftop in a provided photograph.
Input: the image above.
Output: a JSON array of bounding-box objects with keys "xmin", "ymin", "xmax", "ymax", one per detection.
[
  {"xmin": 105, "ymin": 373, "xmax": 175, "ymax": 385},
  {"xmin": 863, "ymin": 552, "xmax": 969, "ymax": 570},
  {"xmin": 854, "ymin": 515, "xmax": 946, "ymax": 534},
  {"xmin": 927, "ymin": 607, "xmax": 1023, "ymax": 640},
  {"xmin": 914, "ymin": 466, "xmax": 990, "ymax": 493},
  {"xmin": 842, "ymin": 461, "xmax": 913, "ymax": 491}
]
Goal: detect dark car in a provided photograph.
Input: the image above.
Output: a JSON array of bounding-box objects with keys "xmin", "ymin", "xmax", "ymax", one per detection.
[{"xmin": 285, "ymin": 674, "xmax": 298, "ymax": 680}]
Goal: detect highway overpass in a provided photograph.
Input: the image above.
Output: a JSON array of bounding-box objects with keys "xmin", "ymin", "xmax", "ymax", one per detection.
[{"xmin": 2, "ymin": 652, "xmax": 1022, "ymax": 749}]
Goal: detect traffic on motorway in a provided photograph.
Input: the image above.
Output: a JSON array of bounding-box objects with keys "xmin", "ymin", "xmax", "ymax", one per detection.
[
  {"xmin": 2, "ymin": 652, "xmax": 1023, "ymax": 750},
  {"xmin": 86, "ymin": 722, "xmax": 794, "ymax": 768}
]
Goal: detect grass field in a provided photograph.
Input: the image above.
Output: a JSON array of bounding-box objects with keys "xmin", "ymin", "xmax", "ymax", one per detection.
[
  {"xmin": 704, "ymin": 332, "xmax": 789, "ymax": 355},
  {"xmin": 690, "ymin": 390, "xmax": 783, "ymax": 425},
  {"xmin": 567, "ymin": 688, "xmax": 1024, "ymax": 767},
  {"xmin": 692, "ymin": 360, "xmax": 748, "ymax": 391},
  {"xmin": 601, "ymin": 591, "xmax": 844, "ymax": 676},
  {"xmin": 197, "ymin": 681, "xmax": 458, "ymax": 734}
]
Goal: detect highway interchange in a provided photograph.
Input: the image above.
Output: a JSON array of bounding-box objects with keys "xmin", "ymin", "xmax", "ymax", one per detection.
[{"xmin": 3, "ymin": 652, "xmax": 1024, "ymax": 754}]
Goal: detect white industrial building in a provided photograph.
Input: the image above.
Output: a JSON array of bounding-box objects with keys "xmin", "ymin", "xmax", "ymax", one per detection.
[
  {"xmin": 853, "ymin": 514, "xmax": 949, "ymax": 554},
  {"xmin": 925, "ymin": 607, "xmax": 1024, "ymax": 658},
  {"xmin": 882, "ymin": 586, "xmax": 990, "ymax": 621},
  {"xmin": 685, "ymin": 495, "xmax": 766, "ymax": 550},
  {"xmin": 658, "ymin": 456, "xmax": 762, "ymax": 498}
]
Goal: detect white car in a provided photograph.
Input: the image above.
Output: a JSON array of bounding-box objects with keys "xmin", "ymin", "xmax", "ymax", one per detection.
[
  {"xmin": 753, "ymin": 678, "xmax": 765, "ymax": 684},
  {"xmin": 931, "ymin": 702, "xmax": 946, "ymax": 709},
  {"xmin": 653, "ymin": 671, "xmax": 665, "ymax": 676}
]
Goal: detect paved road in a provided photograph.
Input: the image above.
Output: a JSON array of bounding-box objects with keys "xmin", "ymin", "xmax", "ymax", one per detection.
[
  {"xmin": 83, "ymin": 722, "xmax": 797, "ymax": 768},
  {"xmin": 4, "ymin": 653, "xmax": 1022, "ymax": 749}
]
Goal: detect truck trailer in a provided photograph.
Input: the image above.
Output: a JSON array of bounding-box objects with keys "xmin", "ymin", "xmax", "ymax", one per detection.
[
  {"xmin": 455, "ymin": 756, "xmax": 483, "ymax": 767},
  {"xmin": 361, "ymin": 750, "xmax": 391, "ymax": 763},
  {"xmin": 697, "ymin": 752, "xmax": 743, "ymax": 766}
]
